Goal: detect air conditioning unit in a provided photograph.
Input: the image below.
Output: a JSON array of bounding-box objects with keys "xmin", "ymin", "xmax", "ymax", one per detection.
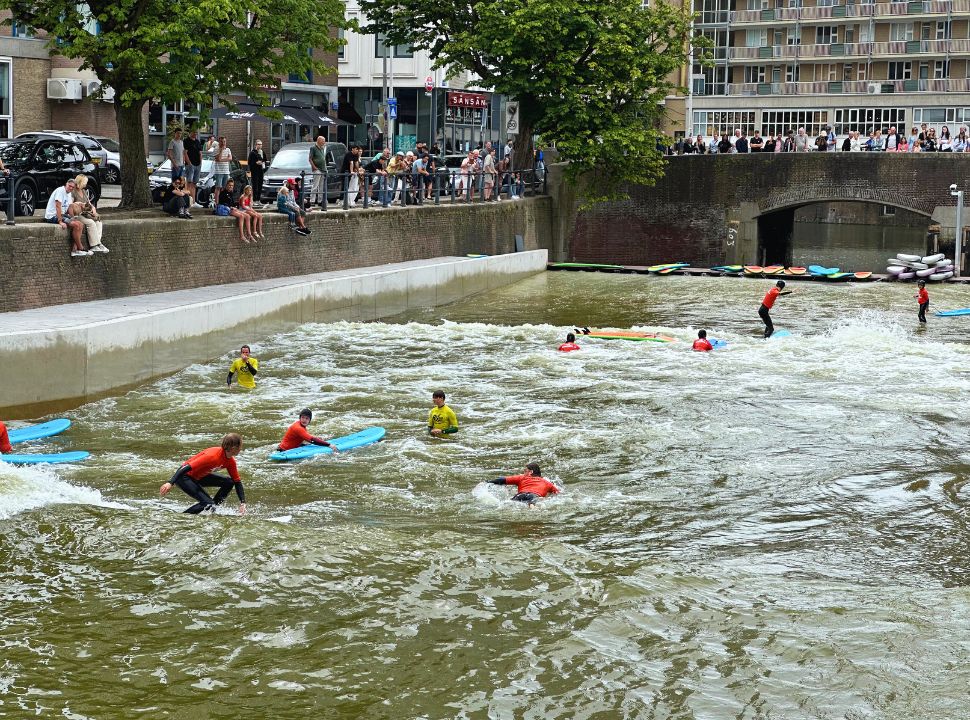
[
  {"xmin": 866, "ymin": 82, "xmax": 881, "ymax": 95},
  {"xmin": 84, "ymin": 79, "xmax": 115, "ymax": 102},
  {"xmin": 46, "ymin": 78, "xmax": 83, "ymax": 101}
]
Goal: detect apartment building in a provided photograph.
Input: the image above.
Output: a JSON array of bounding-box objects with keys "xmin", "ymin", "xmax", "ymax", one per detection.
[{"xmin": 680, "ymin": 0, "xmax": 970, "ymax": 140}]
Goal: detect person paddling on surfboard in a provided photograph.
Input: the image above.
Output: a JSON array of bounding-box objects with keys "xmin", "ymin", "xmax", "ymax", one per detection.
[
  {"xmin": 759, "ymin": 280, "xmax": 793, "ymax": 338},
  {"xmin": 488, "ymin": 463, "xmax": 561, "ymax": 506},
  {"xmin": 558, "ymin": 332, "xmax": 581, "ymax": 352},
  {"xmin": 227, "ymin": 344, "xmax": 259, "ymax": 389},
  {"xmin": 159, "ymin": 433, "xmax": 247, "ymax": 515},
  {"xmin": 0, "ymin": 421, "xmax": 11, "ymax": 454},
  {"xmin": 915, "ymin": 280, "xmax": 929, "ymax": 324},
  {"xmin": 278, "ymin": 409, "xmax": 339, "ymax": 452},
  {"xmin": 428, "ymin": 390, "xmax": 459, "ymax": 436},
  {"xmin": 692, "ymin": 330, "xmax": 714, "ymax": 352}
]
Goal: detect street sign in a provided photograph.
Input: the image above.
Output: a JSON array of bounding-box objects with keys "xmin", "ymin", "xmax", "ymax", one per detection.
[
  {"xmin": 424, "ymin": 75, "xmax": 434, "ymax": 93},
  {"xmin": 505, "ymin": 102, "xmax": 519, "ymax": 136},
  {"xmin": 387, "ymin": 97, "xmax": 397, "ymax": 120}
]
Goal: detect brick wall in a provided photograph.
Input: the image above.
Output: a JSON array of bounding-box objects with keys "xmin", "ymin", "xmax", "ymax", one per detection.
[
  {"xmin": 0, "ymin": 198, "xmax": 553, "ymax": 313},
  {"xmin": 566, "ymin": 154, "xmax": 970, "ymax": 266}
]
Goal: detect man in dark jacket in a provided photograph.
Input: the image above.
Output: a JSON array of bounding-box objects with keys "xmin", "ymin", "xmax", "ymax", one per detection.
[{"xmin": 248, "ymin": 140, "xmax": 267, "ymax": 205}]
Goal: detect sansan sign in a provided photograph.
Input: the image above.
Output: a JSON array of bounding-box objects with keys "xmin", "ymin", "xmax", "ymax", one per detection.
[{"xmin": 447, "ymin": 91, "xmax": 489, "ymax": 109}]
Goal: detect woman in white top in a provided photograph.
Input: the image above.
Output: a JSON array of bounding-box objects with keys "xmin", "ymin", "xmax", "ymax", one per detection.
[
  {"xmin": 940, "ymin": 125, "xmax": 953, "ymax": 152},
  {"xmin": 70, "ymin": 174, "xmax": 107, "ymax": 253}
]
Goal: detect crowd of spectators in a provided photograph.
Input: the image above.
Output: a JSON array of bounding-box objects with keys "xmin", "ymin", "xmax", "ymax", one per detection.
[{"xmin": 671, "ymin": 123, "xmax": 970, "ymax": 154}]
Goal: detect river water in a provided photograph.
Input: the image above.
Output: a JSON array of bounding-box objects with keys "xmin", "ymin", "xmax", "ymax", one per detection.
[{"xmin": 2, "ymin": 271, "xmax": 970, "ymax": 719}]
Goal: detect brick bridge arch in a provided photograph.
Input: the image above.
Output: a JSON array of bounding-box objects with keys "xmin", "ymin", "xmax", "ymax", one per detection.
[{"xmin": 567, "ymin": 153, "xmax": 970, "ymax": 266}]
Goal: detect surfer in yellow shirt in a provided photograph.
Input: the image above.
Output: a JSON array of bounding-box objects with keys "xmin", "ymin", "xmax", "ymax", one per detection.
[
  {"xmin": 428, "ymin": 390, "xmax": 459, "ymax": 436},
  {"xmin": 227, "ymin": 345, "xmax": 259, "ymax": 388}
]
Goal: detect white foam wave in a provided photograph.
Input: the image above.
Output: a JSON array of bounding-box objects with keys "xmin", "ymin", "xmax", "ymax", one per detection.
[{"xmin": 0, "ymin": 463, "xmax": 112, "ymax": 520}]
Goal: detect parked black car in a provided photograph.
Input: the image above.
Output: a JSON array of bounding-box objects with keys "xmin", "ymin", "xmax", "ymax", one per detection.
[
  {"xmin": 261, "ymin": 142, "xmax": 347, "ymax": 204},
  {"xmin": 148, "ymin": 158, "xmax": 247, "ymax": 207},
  {"xmin": 0, "ymin": 138, "xmax": 102, "ymax": 216}
]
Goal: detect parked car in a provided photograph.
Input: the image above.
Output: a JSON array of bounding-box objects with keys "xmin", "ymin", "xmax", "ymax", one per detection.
[
  {"xmin": 0, "ymin": 137, "xmax": 101, "ymax": 216},
  {"xmin": 149, "ymin": 157, "xmax": 247, "ymax": 207},
  {"xmin": 16, "ymin": 131, "xmax": 110, "ymax": 177},
  {"xmin": 90, "ymin": 136, "xmax": 121, "ymax": 184},
  {"xmin": 261, "ymin": 142, "xmax": 347, "ymax": 204}
]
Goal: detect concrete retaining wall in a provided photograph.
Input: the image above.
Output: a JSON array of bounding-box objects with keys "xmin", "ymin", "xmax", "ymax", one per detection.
[{"xmin": 0, "ymin": 251, "xmax": 547, "ymax": 415}]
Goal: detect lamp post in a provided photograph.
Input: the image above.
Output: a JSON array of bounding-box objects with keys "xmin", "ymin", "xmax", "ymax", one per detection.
[{"xmin": 951, "ymin": 183, "xmax": 964, "ymax": 277}]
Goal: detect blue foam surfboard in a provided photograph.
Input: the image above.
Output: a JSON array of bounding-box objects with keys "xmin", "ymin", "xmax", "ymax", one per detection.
[
  {"xmin": 710, "ymin": 339, "xmax": 728, "ymax": 349},
  {"xmin": 269, "ymin": 426, "xmax": 386, "ymax": 462},
  {"xmin": 769, "ymin": 329, "xmax": 792, "ymax": 339},
  {"xmin": 0, "ymin": 451, "xmax": 90, "ymax": 465},
  {"xmin": 808, "ymin": 265, "xmax": 839, "ymax": 276},
  {"xmin": 8, "ymin": 418, "xmax": 72, "ymax": 445},
  {"xmin": 936, "ymin": 308, "xmax": 970, "ymax": 317}
]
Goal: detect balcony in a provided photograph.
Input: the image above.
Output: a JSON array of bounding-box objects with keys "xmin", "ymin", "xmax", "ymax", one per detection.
[
  {"xmin": 724, "ymin": 77, "xmax": 964, "ymax": 96},
  {"xmin": 716, "ymin": 0, "xmax": 970, "ymax": 25},
  {"xmin": 727, "ymin": 38, "xmax": 966, "ymax": 61}
]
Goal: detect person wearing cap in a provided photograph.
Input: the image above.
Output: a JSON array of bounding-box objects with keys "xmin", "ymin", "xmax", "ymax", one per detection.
[
  {"xmin": 915, "ymin": 280, "xmax": 929, "ymax": 324},
  {"xmin": 277, "ymin": 409, "xmax": 340, "ymax": 452},
  {"xmin": 276, "ymin": 178, "xmax": 310, "ymax": 234},
  {"xmin": 759, "ymin": 280, "xmax": 793, "ymax": 338}
]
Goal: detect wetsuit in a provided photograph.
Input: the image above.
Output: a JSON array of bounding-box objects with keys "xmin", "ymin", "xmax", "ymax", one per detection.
[
  {"xmin": 558, "ymin": 342, "xmax": 581, "ymax": 352},
  {"xmin": 917, "ymin": 287, "xmax": 929, "ymax": 323},
  {"xmin": 169, "ymin": 446, "xmax": 245, "ymax": 514},
  {"xmin": 278, "ymin": 420, "xmax": 331, "ymax": 451},
  {"xmin": 428, "ymin": 404, "xmax": 459, "ymax": 435},
  {"xmin": 0, "ymin": 421, "xmax": 11, "ymax": 454},
  {"xmin": 692, "ymin": 338, "xmax": 714, "ymax": 352},
  {"xmin": 760, "ymin": 287, "xmax": 781, "ymax": 338},
  {"xmin": 227, "ymin": 357, "xmax": 259, "ymax": 388},
  {"xmin": 490, "ymin": 473, "xmax": 561, "ymax": 504}
]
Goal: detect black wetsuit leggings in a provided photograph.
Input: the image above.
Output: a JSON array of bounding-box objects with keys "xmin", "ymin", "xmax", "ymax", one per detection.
[
  {"xmin": 512, "ymin": 492, "xmax": 540, "ymax": 504},
  {"xmin": 919, "ymin": 301, "xmax": 928, "ymax": 323},
  {"xmin": 170, "ymin": 466, "xmax": 235, "ymax": 514},
  {"xmin": 759, "ymin": 303, "xmax": 774, "ymax": 338}
]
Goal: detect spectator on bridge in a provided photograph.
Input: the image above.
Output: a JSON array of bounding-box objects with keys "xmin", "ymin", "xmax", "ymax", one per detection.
[
  {"xmin": 872, "ymin": 129, "xmax": 885, "ymax": 151},
  {"xmin": 814, "ymin": 130, "xmax": 827, "ymax": 151},
  {"xmin": 161, "ymin": 176, "xmax": 192, "ymax": 219},
  {"xmin": 825, "ymin": 125, "xmax": 837, "ymax": 151},
  {"xmin": 924, "ymin": 128, "xmax": 938, "ymax": 152},
  {"xmin": 918, "ymin": 123, "xmax": 929, "ymax": 143},
  {"xmin": 731, "ymin": 128, "xmax": 742, "ymax": 152},
  {"xmin": 717, "ymin": 134, "xmax": 732, "ymax": 154},
  {"xmin": 795, "ymin": 127, "xmax": 810, "ymax": 152},
  {"xmin": 681, "ymin": 136, "xmax": 696, "ymax": 154},
  {"xmin": 940, "ymin": 125, "xmax": 953, "ymax": 152},
  {"xmin": 849, "ymin": 131, "xmax": 862, "ymax": 152},
  {"xmin": 774, "ymin": 133, "xmax": 784, "ymax": 152},
  {"xmin": 841, "ymin": 134, "xmax": 852, "ymax": 152},
  {"xmin": 955, "ymin": 129, "xmax": 968, "ymax": 153},
  {"xmin": 44, "ymin": 177, "xmax": 88, "ymax": 256},
  {"xmin": 735, "ymin": 132, "xmax": 749, "ymax": 154},
  {"xmin": 695, "ymin": 134, "xmax": 708, "ymax": 154},
  {"xmin": 70, "ymin": 175, "xmax": 107, "ymax": 253},
  {"xmin": 238, "ymin": 184, "xmax": 264, "ymax": 240},
  {"xmin": 763, "ymin": 134, "xmax": 776, "ymax": 153},
  {"xmin": 908, "ymin": 127, "xmax": 920, "ymax": 151},
  {"xmin": 749, "ymin": 130, "xmax": 764, "ymax": 152},
  {"xmin": 885, "ymin": 127, "xmax": 902, "ymax": 152},
  {"xmin": 277, "ymin": 180, "xmax": 309, "ymax": 235}
]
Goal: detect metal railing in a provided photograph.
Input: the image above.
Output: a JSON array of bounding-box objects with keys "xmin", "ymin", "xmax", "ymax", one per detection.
[
  {"xmin": 290, "ymin": 167, "xmax": 548, "ymax": 212},
  {"xmin": 724, "ymin": 0, "xmax": 970, "ymax": 24},
  {"xmin": 728, "ymin": 38, "xmax": 963, "ymax": 61},
  {"xmin": 726, "ymin": 77, "xmax": 960, "ymax": 96}
]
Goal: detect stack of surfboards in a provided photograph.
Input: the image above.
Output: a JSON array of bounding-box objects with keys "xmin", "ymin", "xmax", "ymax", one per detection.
[{"xmin": 886, "ymin": 253, "xmax": 953, "ymax": 281}]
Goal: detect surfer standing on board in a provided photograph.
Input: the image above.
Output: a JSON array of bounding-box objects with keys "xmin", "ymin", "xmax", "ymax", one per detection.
[
  {"xmin": 759, "ymin": 280, "xmax": 793, "ymax": 338},
  {"xmin": 488, "ymin": 463, "xmax": 561, "ymax": 506},
  {"xmin": 227, "ymin": 345, "xmax": 259, "ymax": 388},
  {"xmin": 428, "ymin": 390, "xmax": 459, "ymax": 436},
  {"xmin": 0, "ymin": 421, "xmax": 11, "ymax": 454},
  {"xmin": 159, "ymin": 433, "xmax": 247, "ymax": 515},
  {"xmin": 915, "ymin": 280, "xmax": 929, "ymax": 324},
  {"xmin": 278, "ymin": 409, "xmax": 339, "ymax": 452}
]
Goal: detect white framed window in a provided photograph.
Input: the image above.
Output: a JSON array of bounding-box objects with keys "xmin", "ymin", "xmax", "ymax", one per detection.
[
  {"xmin": 786, "ymin": 64, "xmax": 800, "ymax": 82},
  {"xmin": 816, "ymin": 26, "xmax": 837, "ymax": 45},
  {"xmin": 890, "ymin": 23, "xmax": 915, "ymax": 42},
  {"xmin": 787, "ymin": 27, "xmax": 801, "ymax": 46},
  {"xmin": 937, "ymin": 21, "xmax": 951, "ymax": 40},
  {"xmin": 762, "ymin": 110, "xmax": 829, "ymax": 138},
  {"xmin": 0, "ymin": 58, "xmax": 10, "ymax": 139},
  {"xmin": 694, "ymin": 110, "xmax": 757, "ymax": 139},
  {"xmin": 888, "ymin": 61, "xmax": 912, "ymax": 80},
  {"xmin": 337, "ymin": 27, "xmax": 345, "ymax": 60},
  {"xmin": 375, "ymin": 35, "xmax": 413, "ymax": 59},
  {"xmin": 745, "ymin": 65, "xmax": 767, "ymax": 83},
  {"xmin": 934, "ymin": 61, "xmax": 949, "ymax": 78},
  {"xmin": 747, "ymin": 29, "xmax": 768, "ymax": 47},
  {"xmin": 882, "ymin": 206, "xmax": 896, "ymax": 216}
]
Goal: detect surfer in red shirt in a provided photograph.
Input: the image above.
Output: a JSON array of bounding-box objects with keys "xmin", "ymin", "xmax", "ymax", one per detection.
[
  {"xmin": 159, "ymin": 433, "xmax": 247, "ymax": 515},
  {"xmin": 915, "ymin": 280, "xmax": 929, "ymax": 324},
  {"xmin": 488, "ymin": 463, "xmax": 561, "ymax": 506},
  {"xmin": 558, "ymin": 332, "xmax": 581, "ymax": 352},
  {"xmin": 0, "ymin": 421, "xmax": 11, "ymax": 454},
  {"xmin": 759, "ymin": 280, "xmax": 793, "ymax": 338},
  {"xmin": 278, "ymin": 409, "xmax": 338, "ymax": 452},
  {"xmin": 692, "ymin": 329, "xmax": 714, "ymax": 352}
]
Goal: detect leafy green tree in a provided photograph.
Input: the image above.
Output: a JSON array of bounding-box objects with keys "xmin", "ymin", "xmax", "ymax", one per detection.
[
  {"xmin": 360, "ymin": 0, "xmax": 694, "ymax": 203},
  {"xmin": 0, "ymin": 0, "xmax": 347, "ymax": 208}
]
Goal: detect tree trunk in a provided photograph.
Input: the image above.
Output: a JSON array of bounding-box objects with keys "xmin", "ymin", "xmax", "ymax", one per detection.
[{"xmin": 115, "ymin": 98, "xmax": 152, "ymax": 210}]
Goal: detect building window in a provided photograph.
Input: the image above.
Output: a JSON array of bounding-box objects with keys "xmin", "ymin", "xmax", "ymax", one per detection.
[
  {"xmin": 816, "ymin": 27, "xmax": 837, "ymax": 45},
  {"xmin": 744, "ymin": 65, "xmax": 767, "ymax": 83},
  {"xmin": 888, "ymin": 62, "xmax": 912, "ymax": 80},
  {"xmin": 11, "ymin": 21, "xmax": 34, "ymax": 38},
  {"xmin": 762, "ymin": 110, "xmax": 829, "ymax": 138},
  {"xmin": 0, "ymin": 59, "xmax": 10, "ymax": 138},
  {"xmin": 889, "ymin": 23, "xmax": 915, "ymax": 42},
  {"xmin": 834, "ymin": 107, "xmax": 906, "ymax": 135},
  {"xmin": 934, "ymin": 60, "xmax": 949, "ymax": 79},
  {"xmin": 787, "ymin": 27, "xmax": 801, "ymax": 46},
  {"xmin": 786, "ymin": 64, "xmax": 800, "ymax": 83},
  {"xmin": 882, "ymin": 206, "xmax": 896, "ymax": 216},
  {"xmin": 693, "ymin": 110, "xmax": 756, "ymax": 139},
  {"xmin": 937, "ymin": 21, "xmax": 951, "ymax": 40},
  {"xmin": 337, "ymin": 27, "xmax": 345, "ymax": 60},
  {"xmin": 746, "ymin": 29, "xmax": 768, "ymax": 47},
  {"xmin": 375, "ymin": 35, "xmax": 413, "ymax": 59},
  {"xmin": 288, "ymin": 48, "xmax": 313, "ymax": 84}
]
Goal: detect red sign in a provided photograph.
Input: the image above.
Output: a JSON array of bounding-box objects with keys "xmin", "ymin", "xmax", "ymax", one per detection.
[
  {"xmin": 425, "ymin": 75, "xmax": 434, "ymax": 92},
  {"xmin": 447, "ymin": 91, "xmax": 489, "ymax": 109}
]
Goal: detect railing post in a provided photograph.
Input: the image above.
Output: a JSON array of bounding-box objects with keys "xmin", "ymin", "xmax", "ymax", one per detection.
[
  {"xmin": 5, "ymin": 173, "xmax": 14, "ymax": 225},
  {"xmin": 450, "ymin": 170, "xmax": 456, "ymax": 203},
  {"xmin": 342, "ymin": 172, "xmax": 349, "ymax": 210},
  {"xmin": 363, "ymin": 172, "xmax": 370, "ymax": 209},
  {"xmin": 299, "ymin": 170, "xmax": 307, "ymax": 210},
  {"xmin": 433, "ymin": 172, "xmax": 440, "ymax": 205},
  {"xmin": 322, "ymin": 173, "xmax": 328, "ymax": 212}
]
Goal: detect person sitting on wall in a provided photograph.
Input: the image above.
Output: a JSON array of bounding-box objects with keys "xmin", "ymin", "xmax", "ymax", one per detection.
[{"xmin": 161, "ymin": 177, "xmax": 192, "ymax": 219}]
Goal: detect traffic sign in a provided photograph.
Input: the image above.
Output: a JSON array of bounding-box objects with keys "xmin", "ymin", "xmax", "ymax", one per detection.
[
  {"xmin": 387, "ymin": 97, "xmax": 397, "ymax": 120},
  {"xmin": 425, "ymin": 75, "xmax": 434, "ymax": 92}
]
